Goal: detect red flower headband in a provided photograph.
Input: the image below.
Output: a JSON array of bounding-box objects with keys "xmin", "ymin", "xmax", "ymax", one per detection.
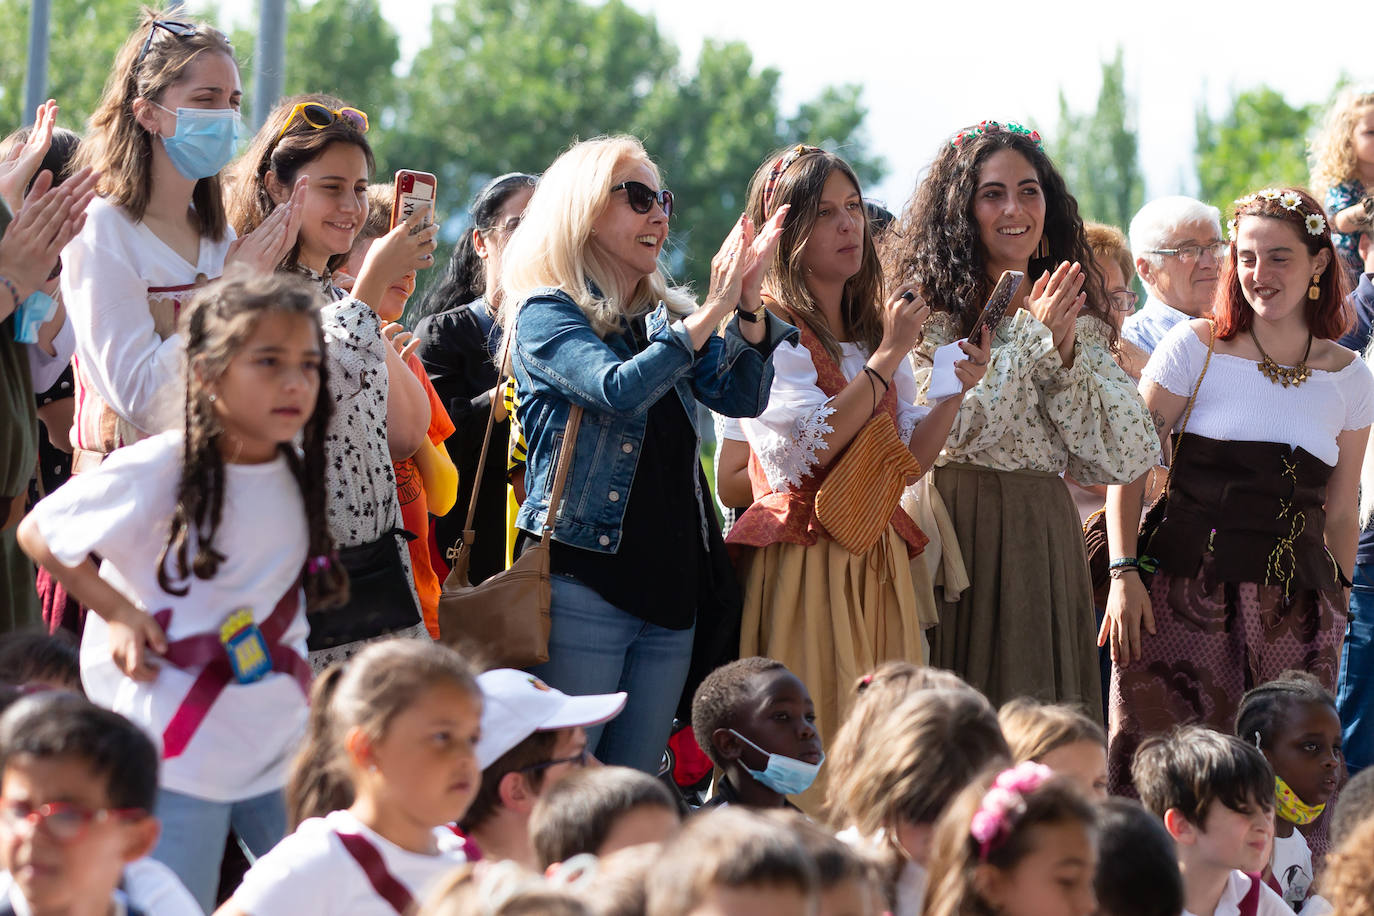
[
  {"xmin": 762, "ymin": 144, "xmax": 824, "ymax": 215},
  {"xmin": 951, "ymin": 120, "xmax": 1043, "ymax": 150}
]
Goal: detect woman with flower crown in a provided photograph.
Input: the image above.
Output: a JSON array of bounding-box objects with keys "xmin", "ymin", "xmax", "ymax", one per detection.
[
  {"xmin": 887, "ymin": 121, "xmax": 1159, "ymax": 718},
  {"xmin": 1102, "ymin": 187, "xmax": 1373, "ymax": 798}
]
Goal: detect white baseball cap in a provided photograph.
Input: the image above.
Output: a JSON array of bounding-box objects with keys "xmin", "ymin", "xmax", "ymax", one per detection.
[{"xmin": 475, "ymin": 668, "xmax": 627, "ymax": 769}]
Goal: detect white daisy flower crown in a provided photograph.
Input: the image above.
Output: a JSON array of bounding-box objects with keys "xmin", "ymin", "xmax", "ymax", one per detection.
[{"xmin": 1228, "ymin": 188, "xmax": 1328, "ymax": 241}]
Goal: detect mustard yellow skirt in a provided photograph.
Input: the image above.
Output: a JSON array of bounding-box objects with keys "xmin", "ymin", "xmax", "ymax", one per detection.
[{"xmin": 738, "ymin": 525, "xmax": 932, "ymax": 813}]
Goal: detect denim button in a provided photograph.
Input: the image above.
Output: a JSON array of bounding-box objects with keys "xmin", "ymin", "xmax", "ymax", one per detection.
[
  {"xmin": 598, "ymin": 535, "xmax": 611, "ymax": 546},
  {"xmin": 621, "ymin": 442, "xmax": 633, "ymax": 453},
  {"xmin": 608, "ymin": 491, "xmax": 620, "ymax": 502}
]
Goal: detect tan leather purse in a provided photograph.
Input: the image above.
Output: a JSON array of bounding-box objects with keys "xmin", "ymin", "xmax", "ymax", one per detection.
[
  {"xmin": 437, "ymin": 391, "xmax": 583, "ymax": 668},
  {"xmin": 815, "ymin": 412, "xmax": 923, "ymax": 555}
]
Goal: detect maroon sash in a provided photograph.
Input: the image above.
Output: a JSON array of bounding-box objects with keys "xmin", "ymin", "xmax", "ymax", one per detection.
[
  {"xmin": 150, "ymin": 583, "xmax": 311, "ymax": 759},
  {"xmin": 336, "ymin": 831, "xmax": 415, "ymax": 915}
]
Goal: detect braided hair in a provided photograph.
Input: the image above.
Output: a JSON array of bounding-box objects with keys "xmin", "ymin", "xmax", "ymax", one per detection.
[
  {"xmin": 1235, "ymin": 670, "xmax": 1337, "ymax": 751},
  {"xmin": 157, "ymin": 270, "xmax": 348, "ymax": 610}
]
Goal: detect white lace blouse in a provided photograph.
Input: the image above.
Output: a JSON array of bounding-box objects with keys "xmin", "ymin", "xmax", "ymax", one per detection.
[{"xmin": 739, "ymin": 339, "xmax": 929, "ymax": 492}]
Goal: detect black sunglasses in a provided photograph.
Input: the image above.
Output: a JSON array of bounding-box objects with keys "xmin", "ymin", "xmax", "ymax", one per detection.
[
  {"xmin": 611, "ymin": 180, "xmax": 673, "ymax": 219},
  {"xmin": 514, "ymin": 747, "xmax": 592, "ymax": 774},
  {"xmin": 136, "ymin": 20, "xmax": 197, "ymax": 66}
]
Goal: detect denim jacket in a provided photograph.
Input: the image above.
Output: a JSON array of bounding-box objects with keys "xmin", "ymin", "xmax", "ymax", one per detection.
[{"xmin": 511, "ymin": 286, "xmax": 798, "ymax": 553}]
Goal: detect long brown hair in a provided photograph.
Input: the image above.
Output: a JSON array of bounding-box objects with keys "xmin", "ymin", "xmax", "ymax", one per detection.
[
  {"xmin": 225, "ymin": 93, "xmax": 375, "ymax": 276},
  {"xmin": 158, "ymin": 270, "xmax": 347, "ymax": 611},
  {"xmin": 745, "ymin": 147, "xmax": 883, "ymax": 365},
  {"xmin": 74, "ymin": 7, "xmax": 234, "ymax": 239}
]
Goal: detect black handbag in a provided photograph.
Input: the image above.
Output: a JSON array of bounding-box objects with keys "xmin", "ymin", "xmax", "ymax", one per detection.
[{"xmin": 307, "ymin": 528, "xmax": 420, "ymax": 651}]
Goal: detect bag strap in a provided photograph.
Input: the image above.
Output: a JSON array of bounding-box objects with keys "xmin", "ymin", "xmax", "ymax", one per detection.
[
  {"xmin": 1161, "ymin": 319, "xmax": 1215, "ymax": 496},
  {"xmin": 452, "ymin": 309, "xmax": 514, "ymax": 558},
  {"xmin": 336, "ymin": 830, "xmax": 416, "ymax": 916},
  {"xmin": 540, "ymin": 405, "xmax": 584, "ymax": 547}
]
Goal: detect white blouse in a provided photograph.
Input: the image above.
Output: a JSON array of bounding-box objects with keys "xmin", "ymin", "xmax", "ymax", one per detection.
[
  {"xmin": 740, "ymin": 339, "xmax": 928, "ymax": 492},
  {"xmin": 1144, "ymin": 322, "xmax": 1374, "ymax": 466}
]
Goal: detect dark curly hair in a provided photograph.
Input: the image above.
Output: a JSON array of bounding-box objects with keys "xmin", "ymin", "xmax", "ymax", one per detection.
[{"xmin": 886, "ymin": 125, "xmax": 1115, "ymax": 347}]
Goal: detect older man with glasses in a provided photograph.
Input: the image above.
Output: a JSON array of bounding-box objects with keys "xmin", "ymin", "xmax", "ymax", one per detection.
[{"xmin": 1123, "ymin": 196, "xmax": 1225, "ymax": 353}]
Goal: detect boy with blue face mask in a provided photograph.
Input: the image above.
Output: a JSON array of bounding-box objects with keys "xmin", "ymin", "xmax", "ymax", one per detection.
[{"xmin": 692, "ymin": 657, "xmax": 825, "ymax": 811}]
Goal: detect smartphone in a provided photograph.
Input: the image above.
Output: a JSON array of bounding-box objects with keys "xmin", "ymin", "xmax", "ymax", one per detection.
[
  {"xmin": 968, "ymin": 270, "xmax": 1024, "ymax": 342},
  {"xmin": 392, "ymin": 169, "xmax": 438, "ymax": 230}
]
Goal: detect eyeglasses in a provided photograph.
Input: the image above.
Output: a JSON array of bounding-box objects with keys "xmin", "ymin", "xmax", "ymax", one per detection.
[
  {"xmin": 277, "ymin": 103, "xmax": 370, "ymax": 140},
  {"xmin": 1109, "ymin": 289, "xmax": 1139, "ymax": 312},
  {"xmin": 611, "ymin": 181, "xmax": 673, "ymax": 220},
  {"xmin": 0, "ymin": 799, "xmax": 145, "ymax": 843},
  {"xmin": 514, "ymin": 747, "xmax": 592, "ymax": 775},
  {"xmin": 482, "ymin": 215, "xmax": 522, "ymax": 235},
  {"xmin": 1146, "ymin": 241, "xmax": 1227, "ymax": 264}
]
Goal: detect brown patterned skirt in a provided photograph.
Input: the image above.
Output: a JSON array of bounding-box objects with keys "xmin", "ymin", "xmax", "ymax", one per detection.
[{"xmin": 1107, "ymin": 554, "xmax": 1345, "ymax": 794}]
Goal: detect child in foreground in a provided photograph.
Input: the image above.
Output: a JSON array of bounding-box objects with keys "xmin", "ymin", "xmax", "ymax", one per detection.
[
  {"xmin": 18, "ymin": 272, "xmax": 345, "ymax": 910},
  {"xmin": 923, "ymin": 762, "xmax": 1097, "ymax": 916},
  {"xmin": 1133, "ymin": 726, "xmax": 1289, "ymax": 916},
  {"xmin": 1236, "ymin": 672, "xmax": 1342, "ymax": 911},
  {"xmin": 691, "ymin": 657, "xmax": 823, "ymax": 810},
  {"xmin": 217, "ymin": 639, "xmax": 482, "ymax": 916},
  {"xmin": 529, "ymin": 766, "xmax": 680, "ymax": 869},
  {"xmin": 0, "ymin": 691, "xmax": 200, "ymax": 916}
]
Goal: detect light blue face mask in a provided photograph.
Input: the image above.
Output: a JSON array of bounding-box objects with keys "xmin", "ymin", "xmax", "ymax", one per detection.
[
  {"xmin": 154, "ymin": 103, "xmax": 241, "ymax": 180},
  {"xmin": 729, "ymin": 729, "xmax": 824, "ymax": 797}
]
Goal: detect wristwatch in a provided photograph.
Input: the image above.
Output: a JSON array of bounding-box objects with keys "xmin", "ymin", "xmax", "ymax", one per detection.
[{"xmin": 735, "ymin": 303, "xmax": 767, "ymax": 323}]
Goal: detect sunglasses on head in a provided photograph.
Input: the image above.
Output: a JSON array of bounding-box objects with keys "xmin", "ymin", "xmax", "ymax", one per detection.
[
  {"xmin": 611, "ymin": 180, "xmax": 673, "ymax": 220},
  {"xmin": 135, "ymin": 20, "xmax": 222, "ymax": 67},
  {"xmin": 277, "ymin": 102, "xmax": 370, "ymax": 140}
]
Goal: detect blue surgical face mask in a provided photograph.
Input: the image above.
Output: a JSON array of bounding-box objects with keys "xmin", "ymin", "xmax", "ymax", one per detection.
[
  {"xmin": 729, "ymin": 729, "xmax": 824, "ymax": 797},
  {"xmin": 154, "ymin": 103, "xmax": 241, "ymax": 180}
]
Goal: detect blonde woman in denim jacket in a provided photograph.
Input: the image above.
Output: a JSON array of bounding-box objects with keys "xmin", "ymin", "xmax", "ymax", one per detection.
[{"xmin": 502, "ymin": 135, "xmax": 795, "ymax": 773}]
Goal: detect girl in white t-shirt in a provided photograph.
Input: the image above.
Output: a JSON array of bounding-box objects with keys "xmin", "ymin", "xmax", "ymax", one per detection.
[
  {"xmin": 63, "ymin": 11, "xmax": 304, "ymax": 466},
  {"xmin": 18, "ymin": 272, "xmax": 348, "ymax": 911},
  {"xmin": 219, "ymin": 639, "xmax": 482, "ymax": 916}
]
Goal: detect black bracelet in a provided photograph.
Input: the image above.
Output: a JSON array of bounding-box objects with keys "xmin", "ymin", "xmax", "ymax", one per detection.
[{"xmin": 863, "ymin": 365, "xmax": 890, "ymax": 392}]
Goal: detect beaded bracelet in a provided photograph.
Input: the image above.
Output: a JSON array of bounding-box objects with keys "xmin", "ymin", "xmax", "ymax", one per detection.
[
  {"xmin": 0, "ymin": 275, "xmax": 18, "ymax": 317},
  {"xmin": 1108, "ymin": 556, "xmax": 1140, "ymax": 580}
]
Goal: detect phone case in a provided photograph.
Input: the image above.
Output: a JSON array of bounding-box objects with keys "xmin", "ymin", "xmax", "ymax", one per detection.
[
  {"xmin": 392, "ymin": 170, "xmax": 438, "ymax": 230},
  {"xmin": 970, "ymin": 270, "xmax": 1024, "ymax": 340}
]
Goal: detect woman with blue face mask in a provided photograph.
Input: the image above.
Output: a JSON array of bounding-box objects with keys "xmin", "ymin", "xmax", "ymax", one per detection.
[{"xmin": 62, "ymin": 11, "xmax": 303, "ymax": 470}]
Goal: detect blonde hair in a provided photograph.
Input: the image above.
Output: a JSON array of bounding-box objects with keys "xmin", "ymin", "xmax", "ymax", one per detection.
[
  {"xmin": 1083, "ymin": 223, "xmax": 1134, "ymax": 287},
  {"xmin": 1311, "ymin": 87, "xmax": 1374, "ymax": 197},
  {"xmin": 1319, "ymin": 814, "xmax": 1374, "ymax": 916},
  {"xmin": 500, "ymin": 135, "xmax": 694, "ymax": 340},
  {"xmin": 825, "ymin": 663, "xmax": 971, "ymax": 820},
  {"xmin": 827, "ymin": 689, "xmax": 1008, "ymax": 839},
  {"xmin": 998, "ymin": 697, "xmax": 1105, "ymax": 765},
  {"xmin": 75, "ymin": 7, "xmax": 235, "ymax": 239}
]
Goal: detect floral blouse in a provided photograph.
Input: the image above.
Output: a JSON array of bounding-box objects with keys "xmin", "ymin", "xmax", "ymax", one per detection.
[
  {"xmin": 912, "ymin": 309, "xmax": 1159, "ymax": 485},
  {"xmin": 1326, "ymin": 181, "xmax": 1367, "ymax": 277}
]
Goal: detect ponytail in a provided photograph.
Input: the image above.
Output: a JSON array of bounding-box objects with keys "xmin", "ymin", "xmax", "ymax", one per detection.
[{"xmin": 285, "ymin": 663, "xmax": 351, "ymax": 829}]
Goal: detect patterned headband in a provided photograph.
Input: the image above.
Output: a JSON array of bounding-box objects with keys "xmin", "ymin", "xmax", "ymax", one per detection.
[
  {"xmin": 762, "ymin": 144, "xmax": 824, "ymax": 215},
  {"xmin": 1227, "ymin": 188, "xmax": 1328, "ymax": 241},
  {"xmin": 951, "ymin": 120, "xmax": 1043, "ymax": 150}
]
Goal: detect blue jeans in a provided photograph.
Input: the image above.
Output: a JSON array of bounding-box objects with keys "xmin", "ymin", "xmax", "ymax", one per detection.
[
  {"xmin": 152, "ymin": 787, "xmax": 287, "ymax": 913},
  {"xmin": 527, "ymin": 574, "xmax": 695, "ymax": 774},
  {"xmin": 1339, "ymin": 563, "xmax": 1374, "ymax": 775}
]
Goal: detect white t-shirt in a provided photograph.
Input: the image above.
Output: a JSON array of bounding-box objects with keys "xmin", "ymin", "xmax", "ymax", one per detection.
[
  {"xmin": 1183, "ymin": 870, "xmax": 1290, "ymax": 916},
  {"xmin": 740, "ymin": 339, "xmax": 930, "ymax": 492},
  {"xmin": 61, "ymin": 196, "xmax": 233, "ymax": 447},
  {"xmin": 232, "ymin": 810, "xmax": 471, "ymax": 916},
  {"xmin": 0, "ymin": 857, "xmax": 199, "ymax": 916},
  {"xmin": 1143, "ymin": 322, "xmax": 1374, "ymax": 466},
  {"xmin": 27, "ymin": 431, "xmax": 310, "ymax": 802}
]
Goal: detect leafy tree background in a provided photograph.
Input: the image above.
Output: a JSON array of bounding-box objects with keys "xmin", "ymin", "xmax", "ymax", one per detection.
[
  {"xmin": 1051, "ymin": 47, "xmax": 1143, "ymax": 233},
  {"xmin": 0, "ymin": 0, "xmax": 881, "ymax": 318},
  {"xmin": 1194, "ymin": 87, "xmax": 1319, "ymax": 215}
]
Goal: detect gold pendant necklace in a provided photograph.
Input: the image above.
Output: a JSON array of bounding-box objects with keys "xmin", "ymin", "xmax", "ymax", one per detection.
[{"xmin": 1249, "ymin": 327, "xmax": 1313, "ymax": 388}]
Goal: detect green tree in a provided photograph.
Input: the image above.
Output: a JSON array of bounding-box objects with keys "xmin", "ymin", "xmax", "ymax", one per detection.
[
  {"xmin": 1051, "ymin": 47, "xmax": 1142, "ymax": 231},
  {"xmin": 0, "ymin": 0, "xmax": 144, "ymax": 133},
  {"xmin": 1195, "ymin": 87, "xmax": 1317, "ymax": 214},
  {"xmin": 227, "ymin": 0, "xmax": 400, "ymax": 126}
]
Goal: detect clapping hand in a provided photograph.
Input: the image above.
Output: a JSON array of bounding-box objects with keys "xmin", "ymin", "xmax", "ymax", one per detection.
[
  {"xmin": 1027, "ymin": 261, "xmax": 1084, "ymax": 367},
  {"xmin": 0, "ymin": 99, "xmax": 58, "ymax": 215},
  {"xmin": 226, "ymin": 176, "xmax": 307, "ymax": 273}
]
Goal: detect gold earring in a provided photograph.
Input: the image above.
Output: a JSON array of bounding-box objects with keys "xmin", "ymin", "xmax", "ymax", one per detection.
[
  {"xmin": 1309, "ymin": 272, "xmax": 1321, "ymax": 301},
  {"xmin": 1034, "ymin": 236, "xmax": 1048, "ymax": 260}
]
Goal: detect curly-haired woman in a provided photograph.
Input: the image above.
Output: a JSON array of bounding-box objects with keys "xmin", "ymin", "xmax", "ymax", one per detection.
[{"xmin": 886, "ymin": 121, "xmax": 1159, "ymax": 715}]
